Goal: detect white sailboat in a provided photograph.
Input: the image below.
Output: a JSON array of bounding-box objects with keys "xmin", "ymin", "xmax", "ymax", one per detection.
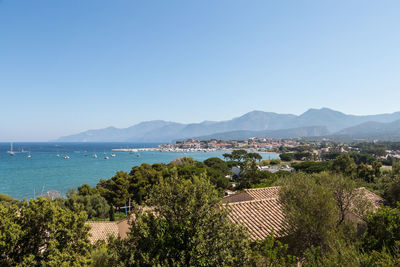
[
  {"xmin": 8, "ymin": 142, "xmax": 15, "ymax": 156},
  {"xmin": 27, "ymin": 151, "xmax": 32, "ymax": 158},
  {"xmin": 93, "ymin": 153, "xmax": 98, "ymax": 158}
]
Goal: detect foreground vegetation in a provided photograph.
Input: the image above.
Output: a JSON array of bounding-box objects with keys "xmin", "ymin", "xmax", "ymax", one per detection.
[{"xmin": 2, "ymin": 146, "xmax": 400, "ymax": 266}]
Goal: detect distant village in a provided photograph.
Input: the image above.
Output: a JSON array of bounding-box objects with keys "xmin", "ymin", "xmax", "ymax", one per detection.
[
  {"xmin": 157, "ymin": 138, "xmax": 301, "ymax": 152},
  {"xmin": 157, "ymin": 137, "xmax": 400, "ymax": 162}
]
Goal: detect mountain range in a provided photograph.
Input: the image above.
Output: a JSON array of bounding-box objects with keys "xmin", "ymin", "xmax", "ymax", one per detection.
[{"xmin": 57, "ymin": 108, "xmax": 400, "ymax": 142}]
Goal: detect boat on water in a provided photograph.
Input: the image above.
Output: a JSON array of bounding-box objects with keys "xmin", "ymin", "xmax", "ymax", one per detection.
[
  {"xmin": 64, "ymin": 155, "xmax": 70, "ymax": 159},
  {"xmin": 27, "ymin": 152, "xmax": 32, "ymax": 158},
  {"xmin": 8, "ymin": 143, "xmax": 15, "ymax": 156},
  {"xmin": 104, "ymin": 156, "xmax": 109, "ymax": 160},
  {"xmin": 93, "ymin": 153, "xmax": 98, "ymax": 158},
  {"xmin": 137, "ymin": 153, "xmax": 141, "ymax": 158},
  {"xmin": 111, "ymin": 153, "xmax": 116, "ymax": 157}
]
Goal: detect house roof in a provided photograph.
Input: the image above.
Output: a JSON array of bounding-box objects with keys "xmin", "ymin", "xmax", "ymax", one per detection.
[
  {"xmin": 86, "ymin": 207, "xmax": 154, "ymax": 244},
  {"xmin": 221, "ymin": 186, "xmax": 280, "ymax": 204},
  {"xmin": 227, "ymin": 198, "xmax": 286, "ymax": 240},
  {"xmin": 356, "ymin": 187, "xmax": 387, "ymax": 210},
  {"xmin": 87, "ymin": 187, "xmax": 385, "ymax": 243},
  {"xmin": 225, "ymin": 186, "xmax": 385, "ymax": 241},
  {"xmin": 87, "ymin": 221, "xmax": 120, "ymax": 244}
]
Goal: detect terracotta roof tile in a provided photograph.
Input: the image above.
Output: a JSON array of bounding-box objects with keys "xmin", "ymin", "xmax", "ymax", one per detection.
[
  {"xmin": 356, "ymin": 187, "xmax": 387, "ymax": 210},
  {"xmin": 227, "ymin": 198, "xmax": 286, "ymax": 240},
  {"xmin": 225, "ymin": 186, "xmax": 385, "ymax": 240},
  {"xmin": 86, "ymin": 210, "xmax": 152, "ymax": 243},
  {"xmin": 245, "ymin": 187, "xmax": 280, "ymax": 200},
  {"xmin": 87, "ymin": 221, "xmax": 120, "ymax": 244},
  {"xmin": 222, "ymin": 186, "xmax": 280, "ymax": 204}
]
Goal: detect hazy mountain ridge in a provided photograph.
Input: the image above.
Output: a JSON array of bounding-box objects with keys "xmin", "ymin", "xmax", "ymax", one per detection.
[
  {"xmin": 57, "ymin": 108, "xmax": 400, "ymax": 142},
  {"xmin": 333, "ymin": 119, "xmax": 400, "ymax": 140},
  {"xmin": 191, "ymin": 126, "xmax": 329, "ymax": 141}
]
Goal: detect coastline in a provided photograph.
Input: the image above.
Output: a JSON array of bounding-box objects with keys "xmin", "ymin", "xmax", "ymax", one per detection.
[{"xmin": 112, "ymin": 147, "xmax": 277, "ymax": 154}]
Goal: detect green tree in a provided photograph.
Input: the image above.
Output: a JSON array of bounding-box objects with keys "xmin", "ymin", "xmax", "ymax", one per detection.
[
  {"xmin": 384, "ymin": 175, "xmax": 400, "ymax": 206},
  {"xmin": 109, "ymin": 206, "xmax": 115, "ymax": 221},
  {"xmin": 0, "ymin": 197, "xmax": 90, "ymax": 266},
  {"xmin": 247, "ymin": 152, "xmax": 263, "ymax": 162},
  {"xmin": 61, "ymin": 191, "xmax": 111, "ymax": 220},
  {"xmin": 203, "ymin": 157, "xmax": 230, "ymax": 174},
  {"xmin": 279, "ymin": 173, "xmax": 339, "ymax": 255},
  {"xmin": 110, "ymin": 175, "xmax": 251, "ymax": 266},
  {"xmin": 0, "ymin": 203, "xmax": 22, "ymax": 265},
  {"xmin": 237, "ymin": 158, "xmax": 260, "ymax": 189},
  {"xmin": 392, "ymin": 161, "xmax": 400, "ymax": 176},
  {"xmin": 223, "ymin": 149, "xmax": 248, "ymax": 162},
  {"xmin": 77, "ymin": 184, "xmax": 98, "ymax": 196},
  {"xmin": 0, "ymin": 193, "xmax": 20, "ymax": 207},
  {"xmin": 357, "ymin": 163, "xmax": 375, "ymax": 183},
  {"xmin": 129, "ymin": 163, "xmax": 164, "ymax": 204},
  {"xmin": 321, "ymin": 152, "xmax": 342, "ymax": 160},
  {"xmin": 331, "ymin": 154, "xmax": 357, "ymax": 177},
  {"xmin": 362, "ymin": 205, "xmax": 400, "ymax": 253},
  {"xmin": 249, "ymin": 236, "xmax": 297, "ymax": 266},
  {"xmin": 292, "ymin": 161, "xmax": 331, "ymax": 173},
  {"xmin": 316, "ymin": 172, "xmax": 369, "ymax": 225},
  {"xmin": 293, "ymin": 152, "xmax": 312, "ymax": 161},
  {"xmin": 279, "ymin": 153, "xmax": 294, "ymax": 162},
  {"xmin": 97, "ymin": 171, "xmax": 131, "ymax": 206},
  {"xmin": 372, "ymin": 161, "xmax": 383, "ymax": 178},
  {"xmin": 302, "ymin": 237, "xmax": 373, "ymax": 267}
]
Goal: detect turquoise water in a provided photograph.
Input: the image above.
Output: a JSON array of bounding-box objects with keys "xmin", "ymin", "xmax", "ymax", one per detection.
[{"xmin": 0, "ymin": 143, "xmax": 278, "ymax": 200}]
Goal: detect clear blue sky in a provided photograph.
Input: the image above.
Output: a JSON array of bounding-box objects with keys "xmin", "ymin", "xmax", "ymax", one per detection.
[{"xmin": 1, "ymin": 0, "xmax": 400, "ymax": 141}]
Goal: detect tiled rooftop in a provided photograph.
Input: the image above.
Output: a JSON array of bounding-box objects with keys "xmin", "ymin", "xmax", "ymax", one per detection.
[
  {"xmin": 227, "ymin": 198, "xmax": 286, "ymax": 240},
  {"xmin": 86, "ymin": 208, "xmax": 152, "ymax": 244},
  {"xmin": 86, "ymin": 187, "xmax": 385, "ymax": 243},
  {"xmin": 356, "ymin": 187, "xmax": 387, "ymax": 210},
  {"xmin": 221, "ymin": 186, "xmax": 280, "ymax": 204},
  {"xmin": 224, "ymin": 186, "xmax": 385, "ymax": 240},
  {"xmin": 87, "ymin": 221, "xmax": 120, "ymax": 244}
]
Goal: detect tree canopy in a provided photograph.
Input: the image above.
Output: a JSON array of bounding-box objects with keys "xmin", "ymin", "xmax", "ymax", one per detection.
[
  {"xmin": 108, "ymin": 175, "xmax": 251, "ymax": 266},
  {"xmin": 0, "ymin": 197, "xmax": 90, "ymax": 266}
]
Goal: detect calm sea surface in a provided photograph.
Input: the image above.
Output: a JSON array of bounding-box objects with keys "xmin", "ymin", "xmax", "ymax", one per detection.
[{"xmin": 0, "ymin": 142, "xmax": 278, "ymax": 200}]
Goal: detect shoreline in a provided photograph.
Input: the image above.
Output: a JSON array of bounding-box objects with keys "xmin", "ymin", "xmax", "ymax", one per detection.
[{"xmin": 112, "ymin": 148, "xmax": 278, "ymax": 154}]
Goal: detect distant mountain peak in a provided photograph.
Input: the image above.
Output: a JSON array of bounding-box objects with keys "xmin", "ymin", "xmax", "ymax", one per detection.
[
  {"xmin": 301, "ymin": 107, "xmax": 344, "ymax": 115},
  {"xmin": 57, "ymin": 108, "xmax": 400, "ymax": 142}
]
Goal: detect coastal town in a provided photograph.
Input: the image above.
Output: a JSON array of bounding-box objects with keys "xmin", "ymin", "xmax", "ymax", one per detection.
[
  {"xmin": 162, "ymin": 138, "xmax": 400, "ymax": 160},
  {"xmin": 112, "ymin": 137, "xmax": 400, "ymax": 163}
]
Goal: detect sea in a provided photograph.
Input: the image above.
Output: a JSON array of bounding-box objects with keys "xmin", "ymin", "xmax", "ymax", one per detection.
[{"xmin": 0, "ymin": 142, "xmax": 278, "ymax": 200}]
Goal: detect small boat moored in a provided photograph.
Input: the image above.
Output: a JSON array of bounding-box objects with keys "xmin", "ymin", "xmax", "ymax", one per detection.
[{"xmin": 8, "ymin": 142, "xmax": 15, "ymax": 156}]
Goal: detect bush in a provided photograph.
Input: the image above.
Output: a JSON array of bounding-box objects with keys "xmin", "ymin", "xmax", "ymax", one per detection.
[
  {"xmin": 63, "ymin": 192, "xmax": 111, "ymax": 220},
  {"xmin": 0, "ymin": 193, "xmax": 20, "ymax": 207},
  {"xmin": 279, "ymin": 153, "xmax": 294, "ymax": 162},
  {"xmin": 110, "ymin": 175, "xmax": 251, "ymax": 266},
  {"xmin": 279, "ymin": 173, "xmax": 339, "ymax": 255},
  {"xmin": 292, "ymin": 161, "xmax": 331, "ymax": 173},
  {"xmin": 362, "ymin": 205, "xmax": 400, "ymax": 253},
  {"xmin": 0, "ymin": 198, "xmax": 90, "ymax": 266}
]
